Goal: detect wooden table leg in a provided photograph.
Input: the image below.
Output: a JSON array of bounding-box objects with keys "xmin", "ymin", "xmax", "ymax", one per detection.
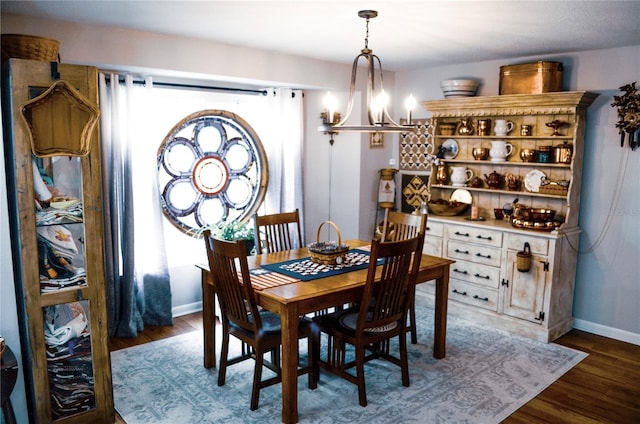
[
  {"xmin": 433, "ymin": 264, "xmax": 450, "ymax": 359},
  {"xmin": 202, "ymin": 268, "xmax": 216, "ymax": 369},
  {"xmin": 280, "ymin": 304, "xmax": 299, "ymax": 423}
]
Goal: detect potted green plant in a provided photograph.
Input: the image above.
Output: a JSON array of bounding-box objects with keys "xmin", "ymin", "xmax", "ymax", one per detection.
[{"xmin": 212, "ymin": 220, "xmax": 256, "ymax": 255}]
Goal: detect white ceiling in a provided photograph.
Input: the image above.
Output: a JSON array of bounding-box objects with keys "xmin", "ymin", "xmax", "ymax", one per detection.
[{"xmin": 2, "ymin": 0, "xmax": 639, "ymax": 71}]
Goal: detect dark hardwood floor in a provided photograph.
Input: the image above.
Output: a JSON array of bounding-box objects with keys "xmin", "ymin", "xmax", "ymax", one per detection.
[{"xmin": 110, "ymin": 312, "xmax": 640, "ymax": 423}]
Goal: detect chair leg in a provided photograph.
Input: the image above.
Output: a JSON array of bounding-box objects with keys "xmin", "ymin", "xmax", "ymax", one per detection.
[
  {"xmin": 218, "ymin": 327, "xmax": 230, "ymax": 386},
  {"xmin": 355, "ymin": 344, "xmax": 367, "ymax": 407},
  {"xmin": 271, "ymin": 346, "xmax": 280, "ymax": 367},
  {"xmin": 250, "ymin": 348, "xmax": 264, "ymax": 411},
  {"xmin": 399, "ymin": 332, "xmax": 410, "ymax": 387},
  {"xmin": 409, "ymin": 290, "xmax": 418, "ymax": 344}
]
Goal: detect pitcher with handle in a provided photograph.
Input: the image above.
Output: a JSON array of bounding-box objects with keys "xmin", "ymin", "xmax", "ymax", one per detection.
[
  {"xmin": 489, "ymin": 140, "xmax": 514, "ymax": 162},
  {"xmin": 450, "ymin": 166, "xmax": 474, "ymax": 187},
  {"xmin": 494, "ymin": 119, "xmax": 514, "ymax": 136}
]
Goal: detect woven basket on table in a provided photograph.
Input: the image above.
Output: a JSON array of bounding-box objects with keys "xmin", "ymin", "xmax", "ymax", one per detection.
[
  {"xmin": 308, "ymin": 221, "xmax": 349, "ymax": 265},
  {"xmin": 1, "ymin": 34, "xmax": 60, "ymax": 62}
]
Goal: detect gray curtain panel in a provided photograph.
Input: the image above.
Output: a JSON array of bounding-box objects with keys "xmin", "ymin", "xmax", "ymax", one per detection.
[{"xmin": 99, "ymin": 73, "xmax": 172, "ymax": 337}]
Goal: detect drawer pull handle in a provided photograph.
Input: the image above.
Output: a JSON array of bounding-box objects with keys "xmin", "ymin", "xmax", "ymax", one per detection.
[
  {"xmin": 476, "ymin": 253, "xmax": 491, "ymax": 259},
  {"xmin": 426, "ymin": 226, "xmax": 431, "ymax": 231},
  {"xmin": 473, "ymin": 295, "xmax": 489, "ymax": 302},
  {"xmin": 453, "ymin": 289, "xmax": 467, "ymax": 296},
  {"xmin": 455, "ymin": 249, "xmax": 470, "ymax": 254},
  {"xmin": 453, "ymin": 268, "xmax": 468, "ymax": 274},
  {"xmin": 455, "ymin": 231, "xmax": 470, "ymax": 237},
  {"xmin": 476, "ymin": 235, "xmax": 493, "ymax": 241},
  {"xmin": 474, "ymin": 273, "xmax": 490, "ymax": 280}
]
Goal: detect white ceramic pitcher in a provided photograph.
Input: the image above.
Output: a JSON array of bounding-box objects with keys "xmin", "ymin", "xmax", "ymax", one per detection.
[
  {"xmin": 494, "ymin": 119, "xmax": 514, "ymax": 136},
  {"xmin": 450, "ymin": 166, "xmax": 474, "ymax": 187},
  {"xmin": 489, "ymin": 140, "xmax": 514, "ymax": 162}
]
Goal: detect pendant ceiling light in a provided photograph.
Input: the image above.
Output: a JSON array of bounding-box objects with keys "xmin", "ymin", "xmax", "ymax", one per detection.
[{"xmin": 318, "ymin": 10, "xmax": 418, "ymax": 142}]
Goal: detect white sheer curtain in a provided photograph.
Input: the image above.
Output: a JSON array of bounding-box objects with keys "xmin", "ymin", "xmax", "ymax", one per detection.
[
  {"xmin": 99, "ymin": 73, "xmax": 172, "ymax": 337},
  {"xmin": 259, "ymin": 88, "xmax": 305, "ymax": 236}
]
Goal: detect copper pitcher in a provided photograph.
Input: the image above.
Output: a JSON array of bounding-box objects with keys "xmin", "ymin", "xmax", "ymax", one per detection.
[
  {"xmin": 435, "ymin": 164, "xmax": 449, "ymax": 185},
  {"xmin": 458, "ymin": 118, "xmax": 474, "ymax": 136},
  {"xmin": 477, "ymin": 119, "xmax": 491, "ymax": 136}
]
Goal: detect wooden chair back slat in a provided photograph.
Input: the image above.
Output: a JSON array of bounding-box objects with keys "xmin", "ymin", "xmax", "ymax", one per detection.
[
  {"xmin": 253, "ymin": 209, "xmax": 303, "ymax": 253},
  {"xmin": 381, "ymin": 211, "xmax": 427, "ymax": 242}
]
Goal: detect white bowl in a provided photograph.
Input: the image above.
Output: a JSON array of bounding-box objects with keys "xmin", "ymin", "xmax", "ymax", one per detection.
[{"xmin": 441, "ymin": 79, "xmax": 479, "ymax": 98}]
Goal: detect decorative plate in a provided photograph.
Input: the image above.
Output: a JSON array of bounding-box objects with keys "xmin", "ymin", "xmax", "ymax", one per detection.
[
  {"xmin": 450, "ymin": 188, "xmax": 472, "ymax": 204},
  {"xmin": 524, "ymin": 169, "xmax": 546, "ymax": 192},
  {"xmin": 441, "ymin": 139, "xmax": 459, "ymax": 159}
]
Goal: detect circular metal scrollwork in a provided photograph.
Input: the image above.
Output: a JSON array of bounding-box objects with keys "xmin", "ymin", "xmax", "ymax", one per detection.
[{"xmin": 157, "ymin": 110, "xmax": 268, "ymax": 236}]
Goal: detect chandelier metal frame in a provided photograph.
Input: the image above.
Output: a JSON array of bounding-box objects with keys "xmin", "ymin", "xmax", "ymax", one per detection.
[{"xmin": 318, "ymin": 10, "xmax": 417, "ymax": 138}]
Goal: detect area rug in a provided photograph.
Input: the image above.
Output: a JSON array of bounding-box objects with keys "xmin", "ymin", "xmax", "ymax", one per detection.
[{"xmin": 111, "ymin": 305, "xmax": 587, "ymax": 424}]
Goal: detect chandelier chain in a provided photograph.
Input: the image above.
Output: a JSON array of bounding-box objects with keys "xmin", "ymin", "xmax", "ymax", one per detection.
[{"xmin": 364, "ymin": 16, "xmax": 370, "ymax": 49}]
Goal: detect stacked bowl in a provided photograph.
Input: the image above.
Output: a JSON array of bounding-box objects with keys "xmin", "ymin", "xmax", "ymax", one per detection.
[{"xmin": 441, "ymin": 79, "xmax": 479, "ymax": 98}]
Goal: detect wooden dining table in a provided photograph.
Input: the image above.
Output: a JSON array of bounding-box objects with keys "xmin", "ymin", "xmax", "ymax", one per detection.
[{"xmin": 199, "ymin": 239, "xmax": 454, "ymax": 424}]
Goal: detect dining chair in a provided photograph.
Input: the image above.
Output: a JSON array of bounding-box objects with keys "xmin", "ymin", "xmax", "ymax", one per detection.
[
  {"xmin": 253, "ymin": 209, "xmax": 303, "ymax": 254},
  {"xmin": 313, "ymin": 234, "xmax": 424, "ymax": 407},
  {"xmin": 203, "ymin": 230, "xmax": 317, "ymax": 410},
  {"xmin": 380, "ymin": 210, "xmax": 427, "ymax": 344}
]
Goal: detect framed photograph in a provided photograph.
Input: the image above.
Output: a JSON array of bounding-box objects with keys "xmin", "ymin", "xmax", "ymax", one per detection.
[{"xmin": 369, "ymin": 132, "xmax": 384, "ymax": 148}]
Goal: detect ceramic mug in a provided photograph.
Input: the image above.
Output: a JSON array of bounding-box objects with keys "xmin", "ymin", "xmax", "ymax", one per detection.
[
  {"xmin": 494, "ymin": 119, "xmax": 514, "ymax": 136},
  {"xmin": 450, "ymin": 166, "xmax": 474, "ymax": 187},
  {"xmin": 489, "ymin": 140, "xmax": 514, "ymax": 162}
]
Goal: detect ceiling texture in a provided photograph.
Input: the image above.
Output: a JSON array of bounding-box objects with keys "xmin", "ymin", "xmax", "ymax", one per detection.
[{"xmin": 2, "ymin": 0, "xmax": 639, "ymax": 71}]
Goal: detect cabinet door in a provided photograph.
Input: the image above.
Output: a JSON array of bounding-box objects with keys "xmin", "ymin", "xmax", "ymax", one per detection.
[
  {"xmin": 502, "ymin": 250, "xmax": 548, "ymax": 323},
  {"xmin": 3, "ymin": 59, "xmax": 113, "ymax": 423}
]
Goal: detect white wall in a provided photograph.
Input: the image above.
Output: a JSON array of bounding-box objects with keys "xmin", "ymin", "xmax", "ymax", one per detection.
[{"xmin": 393, "ymin": 46, "xmax": 640, "ymax": 343}]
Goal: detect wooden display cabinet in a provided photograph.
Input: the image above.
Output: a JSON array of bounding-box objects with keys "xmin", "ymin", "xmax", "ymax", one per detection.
[
  {"xmin": 403, "ymin": 92, "xmax": 597, "ymax": 342},
  {"xmin": 2, "ymin": 59, "xmax": 114, "ymax": 423}
]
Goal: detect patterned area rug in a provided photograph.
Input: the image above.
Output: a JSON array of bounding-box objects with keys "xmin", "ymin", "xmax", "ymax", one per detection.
[{"xmin": 111, "ymin": 304, "xmax": 587, "ymax": 423}]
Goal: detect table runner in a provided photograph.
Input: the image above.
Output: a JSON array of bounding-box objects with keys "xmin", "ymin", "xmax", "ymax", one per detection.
[
  {"xmin": 238, "ymin": 268, "xmax": 300, "ymax": 291},
  {"xmin": 260, "ymin": 248, "xmax": 378, "ymax": 282}
]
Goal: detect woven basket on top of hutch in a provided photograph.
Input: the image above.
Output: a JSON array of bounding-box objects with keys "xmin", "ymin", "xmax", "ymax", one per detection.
[{"xmin": 400, "ymin": 91, "xmax": 597, "ymax": 342}]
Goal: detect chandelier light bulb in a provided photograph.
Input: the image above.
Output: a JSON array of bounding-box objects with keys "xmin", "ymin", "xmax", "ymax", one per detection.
[
  {"xmin": 405, "ymin": 94, "xmax": 417, "ymax": 124},
  {"xmin": 324, "ymin": 91, "xmax": 338, "ymax": 123},
  {"xmin": 371, "ymin": 90, "xmax": 389, "ymax": 124}
]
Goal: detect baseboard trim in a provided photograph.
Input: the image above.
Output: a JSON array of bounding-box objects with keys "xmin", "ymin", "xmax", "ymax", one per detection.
[
  {"xmin": 172, "ymin": 301, "xmax": 202, "ymax": 318},
  {"xmin": 573, "ymin": 318, "xmax": 640, "ymax": 346}
]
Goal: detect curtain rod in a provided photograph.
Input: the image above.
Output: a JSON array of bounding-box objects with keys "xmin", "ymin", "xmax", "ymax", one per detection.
[
  {"xmin": 152, "ymin": 81, "xmax": 268, "ymax": 96},
  {"xmin": 103, "ymin": 74, "xmax": 268, "ymax": 96}
]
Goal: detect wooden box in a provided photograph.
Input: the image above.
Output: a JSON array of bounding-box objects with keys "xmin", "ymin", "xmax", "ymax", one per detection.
[{"xmin": 499, "ymin": 61, "xmax": 563, "ymax": 95}]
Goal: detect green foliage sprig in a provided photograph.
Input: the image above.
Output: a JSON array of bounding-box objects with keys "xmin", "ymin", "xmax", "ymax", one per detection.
[{"xmin": 213, "ymin": 220, "xmax": 255, "ymax": 241}]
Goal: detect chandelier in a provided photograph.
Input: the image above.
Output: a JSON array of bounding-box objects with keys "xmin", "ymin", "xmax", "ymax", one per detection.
[{"xmin": 318, "ymin": 10, "xmax": 418, "ymax": 142}]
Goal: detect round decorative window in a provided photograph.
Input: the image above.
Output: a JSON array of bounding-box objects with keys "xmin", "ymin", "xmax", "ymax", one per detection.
[{"xmin": 157, "ymin": 110, "xmax": 268, "ymax": 236}]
